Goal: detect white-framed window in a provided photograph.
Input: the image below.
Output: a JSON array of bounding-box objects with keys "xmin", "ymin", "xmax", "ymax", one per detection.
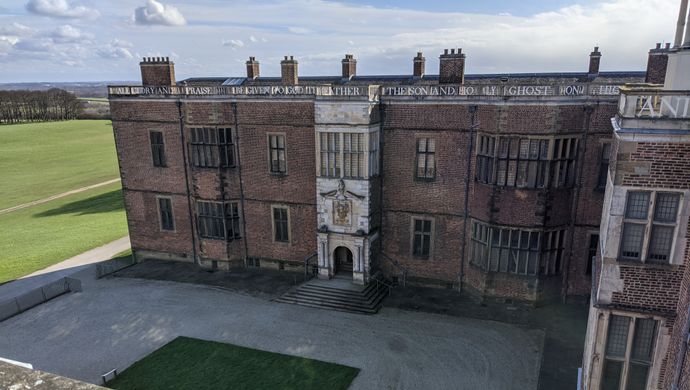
[
  {"xmin": 601, "ymin": 314, "xmax": 658, "ymax": 390},
  {"xmin": 619, "ymin": 191, "xmax": 681, "ymax": 263},
  {"xmin": 475, "ymin": 134, "xmax": 579, "ymax": 189}
]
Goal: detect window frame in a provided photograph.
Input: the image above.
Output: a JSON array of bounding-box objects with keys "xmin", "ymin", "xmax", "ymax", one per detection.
[
  {"xmin": 474, "ymin": 134, "xmax": 580, "ymax": 189},
  {"xmin": 618, "ymin": 191, "xmax": 681, "ymax": 264},
  {"xmin": 150, "ymin": 130, "xmax": 167, "ymax": 167},
  {"xmin": 411, "ymin": 217, "xmax": 434, "ymax": 259},
  {"xmin": 267, "ymin": 133, "xmax": 287, "ymax": 175},
  {"xmin": 189, "ymin": 127, "xmax": 235, "ymax": 169},
  {"xmin": 596, "ymin": 141, "xmax": 612, "ymax": 190},
  {"xmin": 586, "ymin": 232, "xmax": 599, "ymax": 275},
  {"xmin": 600, "ymin": 314, "xmax": 658, "ymax": 390},
  {"xmin": 156, "ymin": 196, "xmax": 175, "ymax": 232},
  {"xmin": 272, "ymin": 205, "xmax": 290, "ymax": 243},
  {"xmin": 414, "ymin": 137, "xmax": 437, "ymax": 181},
  {"xmin": 469, "ymin": 220, "xmax": 566, "ymax": 277},
  {"xmin": 196, "ymin": 200, "xmax": 241, "ymax": 241}
]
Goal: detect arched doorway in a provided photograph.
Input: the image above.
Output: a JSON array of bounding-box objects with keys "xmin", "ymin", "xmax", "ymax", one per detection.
[{"xmin": 334, "ymin": 246, "xmax": 353, "ymax": 276}]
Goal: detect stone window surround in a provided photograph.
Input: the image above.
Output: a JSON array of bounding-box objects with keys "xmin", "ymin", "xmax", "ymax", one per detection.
[
  {"xmin": 599, "ymin": 186, "xmax": 690, "ymax": 267},
  {"xmin": 155, "ymin": 195, "xmax": 175, "ymax": 232},
  {"xmin": 474, "ymin": 133, "xmax": 580, "ymax": 189},
  {"xmin": 410, "ymin": 216, "xmax": 434, "ymax": 259},
  {"xmin": 267, "ymin": 132, "xmax": 287, "ymax": 175},
  {"xmin": 414, "ymin": 136, "xmax": 436, "ymax": 181},
  {"xmin": 593, "ymin": 309, "xmax": 664, "ymax": 390},
  {"xmin": 271, "ymin": 204, "xmax": 291, "ymax": 244},
  {"xmin": 315, "ymin": 127, "xmax": 379, "ymax": 180}
]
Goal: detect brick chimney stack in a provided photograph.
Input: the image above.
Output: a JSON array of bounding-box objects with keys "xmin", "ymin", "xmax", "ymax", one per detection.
[
  {"xmin": 342, "ymin": 54, "xmax": 356, "ymax": 80},
  {"xmin": 281, "ymin": 56, "xmax": 298, "ymax": 85},
  {"xmin": 439, "ymin": 48, "xmax": 465, "ymax": 84},
  {"xmin": 588, "ymin": 47, "xmax": 602, "ymax": 77},
  {"xmin": 413, "ymin": 52, "xmax": 425, "ymax": 78},
  {"xmin": 645, "ymin": 43, "xmax": 671, "ymax": 84},
  {"xmin": 246, "ymin": 57, "xmax": 260, "ymax": 79},
  {"xmin": 140, "ymin": 57, "xmax": 175, "ymax": 86}
]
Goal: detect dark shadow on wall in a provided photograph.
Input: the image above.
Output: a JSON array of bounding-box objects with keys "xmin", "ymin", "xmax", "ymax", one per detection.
[{"xmin": 34, "ymin": 189, "xmax": 124, "ymax": 217}]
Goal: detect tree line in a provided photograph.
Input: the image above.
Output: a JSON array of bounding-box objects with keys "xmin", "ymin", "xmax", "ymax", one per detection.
[{"xmin": 0, "ymin": 89, "xmax": 82, "ymax": 124}]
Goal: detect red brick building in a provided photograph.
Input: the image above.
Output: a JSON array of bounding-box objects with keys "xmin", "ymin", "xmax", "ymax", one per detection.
[
  {"xmin": 580, "ymin": 1, "xmax": 690, "ymax": 388},
  {"xmin": 109, "ymin": 46, "xmax": 649, "ymax": 303}
]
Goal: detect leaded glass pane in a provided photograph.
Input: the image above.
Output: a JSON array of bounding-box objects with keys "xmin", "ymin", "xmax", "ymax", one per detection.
[{"xmin": 625, "ymin": 192, "xmax": 650, "ymax": 219}]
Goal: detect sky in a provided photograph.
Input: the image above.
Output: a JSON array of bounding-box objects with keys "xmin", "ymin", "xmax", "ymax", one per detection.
[{"xmin": 0, "ymin": 0, "xmax": 680, "ymax": 82}]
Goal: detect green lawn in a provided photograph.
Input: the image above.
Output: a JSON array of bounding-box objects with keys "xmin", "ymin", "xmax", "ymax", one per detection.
[
  {"xmin": 0, "ymin": 182, "xmax": 128, "ymax": 283},
  {"xmin": 0, "ymin": 120, "xmax": 119, "ymax": 210},
  {"xmin": 107, "ymin": 337, "xmax": 359, "ymax": 390}
]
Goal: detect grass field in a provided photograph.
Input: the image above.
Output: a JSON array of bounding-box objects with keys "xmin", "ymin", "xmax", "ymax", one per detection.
[
  {"xmin": 107, "ymin": 337, "xmax": 359, "ymax": 390},
  {"xmin": 0, "ymin": 120, "xmax": 119, "ymax": 210},
  {"xmin": 0, "ymin": 182, "xmax": 127, "ymax": 283}
]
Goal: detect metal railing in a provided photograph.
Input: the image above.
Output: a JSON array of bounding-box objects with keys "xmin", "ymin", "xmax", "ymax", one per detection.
[
  {"xmin": 379, "ymin": 252, "xmax": 407, "ymax": 287},
  {"xmin": 303, "ymin": 252, "xmax": 318, "ymax": 280},
  {"xmin": 373, "ymin": 274, "xmax": 395, "ymax": 298}
]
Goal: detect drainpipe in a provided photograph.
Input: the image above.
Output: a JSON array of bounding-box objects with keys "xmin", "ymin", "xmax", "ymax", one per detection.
[
  {"xmin": 177, "ymin": 100, "xmax": 198, "ymax": 264},
  {"xmin": 459, "ymin": 105, "xmax": 478, "ymax": 292},
  {"xmin": 232, "ymin": 102, "xmax": 250, "ymax": 265},
  {"xmin": 561, "ymin": 104, "xmax": 593, "ymax": 302}
]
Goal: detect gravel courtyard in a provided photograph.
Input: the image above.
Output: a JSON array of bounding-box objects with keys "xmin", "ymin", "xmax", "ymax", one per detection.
[{"xmin": 0, "ymin": 270, "xmax": 544, "ymax": 389}]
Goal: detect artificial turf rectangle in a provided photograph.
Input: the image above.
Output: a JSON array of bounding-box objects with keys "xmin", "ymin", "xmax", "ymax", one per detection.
[{"xmin": 107, "ymin": 336, "xmax": 359, "ymax": 390}]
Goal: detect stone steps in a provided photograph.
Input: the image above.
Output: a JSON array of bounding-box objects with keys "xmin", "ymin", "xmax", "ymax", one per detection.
[{"xmin": 275, "ymin": 278, "xmax": 390, "ymax": 314}]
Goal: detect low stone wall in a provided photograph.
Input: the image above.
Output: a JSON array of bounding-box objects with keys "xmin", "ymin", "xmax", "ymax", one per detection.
[{"xmin": 0, "ymin": 277, "xmax": 81, "ymax": 322}]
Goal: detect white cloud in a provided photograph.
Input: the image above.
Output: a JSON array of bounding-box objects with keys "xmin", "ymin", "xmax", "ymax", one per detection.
[
  {"xmin": 222, "ymin": 39, "xmax": 244, "ymax": 49},
  {"xmin": 50, "ymin": 24, "xmax": 92, "ymax": 42},
  {"xmin": 249, "ymin": 35, "xmax": 257, "ymax": 43},
  {"xmin": 0, "ymin": 23, "xmax": 35, "ymax": 38},
  {"xmin": 134, "ymin": 0, "xmax": 186, "ymax": 26},
  {"xmin": 287, "ymin": 26, "xmax": 310, "ymax": 35},
  {"xmin": 97, "ymin": 44, "xmax": 133, "ymax": 59},
  {"xmin": 110, "ymin": 38, "xmax": 133, "ymax": 48},
  {"xmin": 14, "ymin": 38, "xmax": 53, "ymax": 52},
  {"xmin": 26, "ymin": 0, "xmax": 100, "ymax": 19}
]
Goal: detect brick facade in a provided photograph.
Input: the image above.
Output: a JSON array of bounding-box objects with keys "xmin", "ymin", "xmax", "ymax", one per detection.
[{"xmin": 109, "ymin": 50, "xmax": 648, "ymax": 304}]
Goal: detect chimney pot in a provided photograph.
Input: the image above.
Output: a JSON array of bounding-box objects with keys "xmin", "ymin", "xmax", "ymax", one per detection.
[
  {"xmin": 284, "ymin": 56, "xmax": 288, "ymax": 60},
  {"xmin": 656, "ymin": 42, "xmax": 662, "ymax": 49},
  {"xmin": 444, "ymin": 49, "xmax": 448, "ymax": 55},
  {"xmin": 450, "ymin": 48, "xmax": 455, "ymax": 54},
  {"xmin": 665, "ymin": 42, "xmax": 671, "ymax": 49}
]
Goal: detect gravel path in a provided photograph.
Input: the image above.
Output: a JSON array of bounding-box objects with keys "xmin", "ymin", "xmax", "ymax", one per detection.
[{"xmin": 0, "ymin": 271, "xmax": 543, "ymax": 389}]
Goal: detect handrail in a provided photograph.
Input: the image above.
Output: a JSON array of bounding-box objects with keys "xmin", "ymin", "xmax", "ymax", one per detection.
[
  {"xmin": 303, "ymin": 252, "xmax": 318, "ymax": 279},
  {"xmin": 379, "ymin": 252, "xmax": 407, "ymax": 286}
]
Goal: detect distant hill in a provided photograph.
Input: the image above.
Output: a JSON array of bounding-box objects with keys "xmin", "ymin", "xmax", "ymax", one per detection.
[{"xmin": 0, "ymin": 82, "xmax": 135, "ymax": 99}]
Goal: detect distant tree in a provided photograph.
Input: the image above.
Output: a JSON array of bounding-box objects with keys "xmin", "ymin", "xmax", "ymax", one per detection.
[{"xmin": 0, "ymin": 89, "xmax": 82, "ymax": 124}]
